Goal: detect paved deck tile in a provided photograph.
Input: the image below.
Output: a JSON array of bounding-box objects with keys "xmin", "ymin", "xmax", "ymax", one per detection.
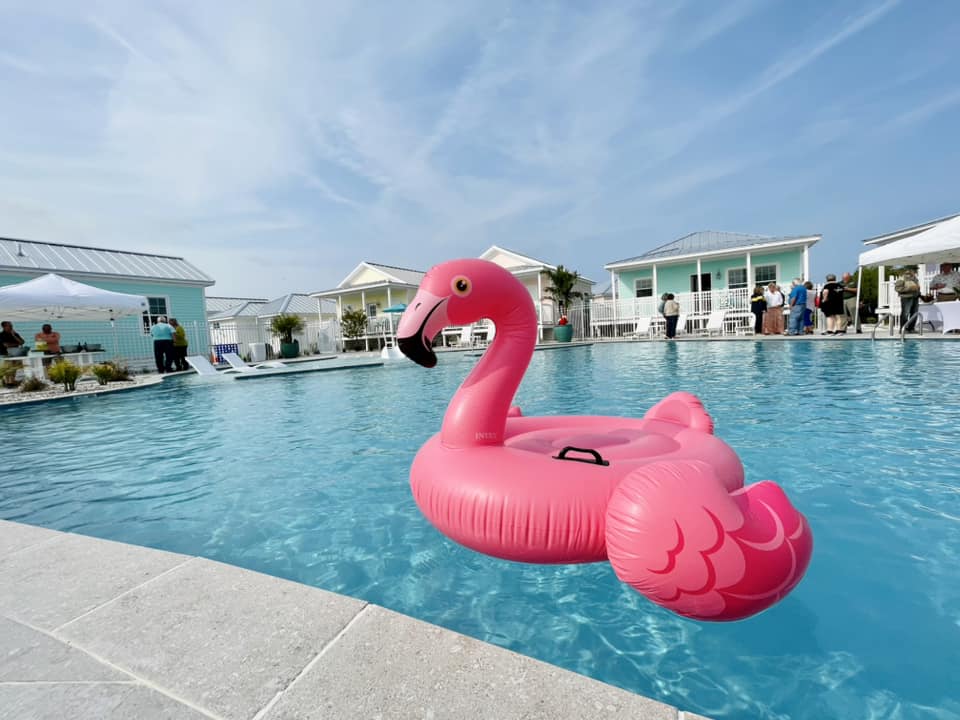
[
  {"xmin": 260, "ymin": 605, "xmax": 678, "ymax": 720},
  {"xmin": 0, "ymin": 616, "xmax": 127, "ymax": 682},
  {"xmin": 59, "ymin": 557, "xmax": 366, "ymax": 720},
  {"xmin": 0, "ymin": 519, "xmax": 60, "ymax": 557},
  {"xmin": 0, "ymin": 683, "xmax": 212, "ymax": 720},
  {"xmin": 0, "ymin": 532, "xmax": 188, "ymax": 630}
]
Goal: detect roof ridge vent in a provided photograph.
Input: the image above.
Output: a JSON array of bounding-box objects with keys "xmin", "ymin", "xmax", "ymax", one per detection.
[{"xmin": 16, "ymin": 242, "xmax": 26, "ymax": 257}]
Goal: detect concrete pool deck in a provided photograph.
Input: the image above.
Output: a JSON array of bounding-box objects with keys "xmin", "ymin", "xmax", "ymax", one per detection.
[{"xmin": 0, "ymin": 520, "xmax": 710, "ymax": 720}]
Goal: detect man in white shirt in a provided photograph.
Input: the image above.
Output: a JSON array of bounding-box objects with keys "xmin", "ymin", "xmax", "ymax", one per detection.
[{"xmin": 930, "ymin": 263, "xmax": 960, "ymax": 301}]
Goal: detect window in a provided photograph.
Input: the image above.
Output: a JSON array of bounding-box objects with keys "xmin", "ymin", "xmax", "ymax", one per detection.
[
  {"xmin": 634, "ymin": 278, "xmax": 653, "ymax": 298},
  {"xmin": 754, "ymin": 265, "xmax": 778, "ymax": 285},
  {"xmin": 142, "ymin": 296, "xmax": 169, "ymax": 334},
  {"xmin": 727, "ymin": 268, "xmax": 748, "ymax": 289},
  {"xmin": 367, "ymin": 303, "xmax": 377, "ymax": 318}
]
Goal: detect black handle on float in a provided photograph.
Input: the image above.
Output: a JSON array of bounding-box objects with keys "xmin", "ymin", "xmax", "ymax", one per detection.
[{"xmin": 552, "ymin": 446, "xmax": 609, "ymax": 467}]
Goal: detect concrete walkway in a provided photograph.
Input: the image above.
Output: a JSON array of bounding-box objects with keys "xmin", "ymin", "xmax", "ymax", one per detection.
[{"xmin": 0, "ymin": 520, "xmax": 710, "ymax": 720}]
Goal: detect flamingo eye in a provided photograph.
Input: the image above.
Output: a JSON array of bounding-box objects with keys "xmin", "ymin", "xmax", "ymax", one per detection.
[{"xmin": 451, "ymin": 276, "xmax": 471, "ymax": 296}]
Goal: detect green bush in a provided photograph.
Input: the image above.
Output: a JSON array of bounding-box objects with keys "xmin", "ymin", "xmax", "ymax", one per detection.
[
  {"xmin": 47, "ymin": 358, "xmax": 82, "ymax": 391},
  {"xmin": 90, "ymin": 364, "xmax": 114, "ymax": 386},
  {"xmin": 270, "ymin": 313, "xmax": 305, "ymax": 344},
  {"xmin": 103, "ymin": 361, "xmax": 131, "ymax": 382},
  {"xmin": 19, "ymin": 376, "xmax": 48, "ymax": 392},
  {"xmin": 0, "ymin": 360, "xmax": 20, "ymax": 388}
]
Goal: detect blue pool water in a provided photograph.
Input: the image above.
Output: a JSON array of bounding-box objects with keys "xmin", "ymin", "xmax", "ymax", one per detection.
[{"xmin": 2, "ymin": 341, "xmax": 959, "ymax": 719}]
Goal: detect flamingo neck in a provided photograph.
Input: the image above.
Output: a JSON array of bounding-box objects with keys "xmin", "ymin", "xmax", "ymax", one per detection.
[{"xmin": 440, "ymin": 302, "xmax": 536, "ymax": 448}]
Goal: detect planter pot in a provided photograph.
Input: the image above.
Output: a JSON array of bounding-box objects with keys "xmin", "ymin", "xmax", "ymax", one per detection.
[
  {"xmin": 280, "ymin": 341, "xmax": 300, "ymax": 359},
  {"xmin": 554, "ymin": 325, "xmax": 574, "ymax": 342}
]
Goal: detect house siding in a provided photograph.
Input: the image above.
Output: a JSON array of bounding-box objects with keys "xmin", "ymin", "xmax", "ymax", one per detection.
[
  {"xmin": 616, "ymin": 249, "xmax": 807, "ymax": 298},
  {"xmin": 0, "ymin": 273, "xmax": 209, "ymax": 366}
]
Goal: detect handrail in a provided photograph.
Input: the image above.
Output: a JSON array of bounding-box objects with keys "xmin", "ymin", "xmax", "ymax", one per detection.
[{"xmin": 899, "ymin": 310, "xmax": 921, "ymax": 341}]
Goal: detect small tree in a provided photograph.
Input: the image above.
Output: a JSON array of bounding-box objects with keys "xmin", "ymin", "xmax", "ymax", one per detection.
[
  {"xmin": 270, "ymin": 313, "xmax": 305, "ymax": 344},
  {"xmin": 544, "ymin": 265, "xmax": 584, "ymax": 316},
  {"xmin": 341, "ymin": 309, "xmax": 368, "ymax": 350}
]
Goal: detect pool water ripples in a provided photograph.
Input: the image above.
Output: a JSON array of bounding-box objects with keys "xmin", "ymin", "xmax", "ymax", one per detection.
[{"xmin": 2, "ymin": 341, "xmax": 959, "ymax": 719}]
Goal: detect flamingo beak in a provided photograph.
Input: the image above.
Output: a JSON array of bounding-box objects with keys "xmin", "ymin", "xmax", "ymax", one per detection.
[{"xmin": 397, "ymin": 290, "xmax": 450, "ymax": 368}]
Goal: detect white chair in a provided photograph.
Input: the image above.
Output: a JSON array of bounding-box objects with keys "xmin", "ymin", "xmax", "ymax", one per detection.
[
  {"xmin": 676, "ymin": 313, "xmax": 688, "ymax": 336},
  {"xmin": 221, "ymin": 352, "xmax": 288, "ymax": 373},
  {"xmin": 699, "ymin": 310, "xmax": 726, "ymax": 337},
  {"xmin": 629, "ymin": 317, "xmax": 653, "ymax": 339},
  {"xmin": 185, "ymin": 355, "xmax": 223, "ymax": 376},
  {"xmin": 456, "ymin": 325, "xmax": 474, "ymax": 347}
]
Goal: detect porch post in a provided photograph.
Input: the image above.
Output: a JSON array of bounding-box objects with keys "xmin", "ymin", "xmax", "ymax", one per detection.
[
  {"xmin": 387, "ymin": 286, "xmax": 394, "ymax": 335},
  {"xmin": 652, "ymin": 264, "xmax": 658, "ymax": 300},
  {"xmin": 746, "ymin": 252, "xmax": 752, "ymax": 289},
  {"xmin": 803, "ymin": 245, "xmax": 810, "ymax": 281},
  {"xmin": 537, "ymin": 272, "xmax": 543, "ymax": 342},
  {"xmin": 696, "ymin": 258, "xmax": 702, "ymax": 292},
  {"xmin": 361, "ymin": 290, "xmax": 368, "ymax": 351}
]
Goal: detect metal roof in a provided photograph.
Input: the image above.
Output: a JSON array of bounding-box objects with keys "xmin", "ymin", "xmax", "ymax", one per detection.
[
  {"xmin": 208, "ymin": 301, "xmax": 266, "ymax": 321},
  {"xmin": 257, "ymin": 293, "xmax": 318, "ymax": 317},
  {"xmin": 607, "ymin": 231, "xmax": 819, "ymax": 267},
  {"xmin": 206, "ymin": 296, "xmax": 268, "ymax": 314},
  {"xmin": 0, "ymin": 237, "xmax": 214, "ymax": 285}
]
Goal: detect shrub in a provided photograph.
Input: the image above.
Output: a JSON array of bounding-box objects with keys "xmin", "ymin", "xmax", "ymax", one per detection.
[
  {"xmin": 19, "ymin": 376, "xmax": 48, "ymax": 392},
  {"xmin": 104, "ymin": 361, "xmax": 132, "ymax": 381},
  {"xmin": 341, "ymin": 309, "xmax": 368, "ymax": 350},
  {"xmin": 47, "ymin": 358, "xmax": 82, "ymax": 391},
  {"xmin": 1, "ymin": 360, "xmax": 20, "ymax": 388},
  {"xmin": 90, "ymin": 364, "xmax": 114, "ymax": 386}
]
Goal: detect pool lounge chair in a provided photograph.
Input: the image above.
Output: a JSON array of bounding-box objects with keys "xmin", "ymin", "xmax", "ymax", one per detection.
[
  {"xmin": 185, "ymin": 355, "xmax": 223, "ymax": 376},
  {"xmin": 222, "ymin": 352, "xmax": 288, "ymax": 373},
  {"xmin": 699, "ymin": 310, "xmax": 727, "ymax": 337},
  {"xmin": 628, "ymin": 317, "xmax": 653, "ymax": 339}
]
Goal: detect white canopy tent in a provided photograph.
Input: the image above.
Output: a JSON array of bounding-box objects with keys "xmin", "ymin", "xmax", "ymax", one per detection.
[
  {"xmin": 0, "ymin": 273, "xmax": 149, "ymax": 356},
  {"xmin": 855, "ymin": 215, "xmax": 960, "ymax": 328}
]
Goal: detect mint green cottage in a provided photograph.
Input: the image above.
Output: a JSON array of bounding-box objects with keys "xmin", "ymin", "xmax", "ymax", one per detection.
[
  {"xmin": 597, "ymin": 231, "xmax": 821, "ymax": 336},
  {"xmin": 0, "ymin": 237, "xmax": 214, "ymax": 368}
]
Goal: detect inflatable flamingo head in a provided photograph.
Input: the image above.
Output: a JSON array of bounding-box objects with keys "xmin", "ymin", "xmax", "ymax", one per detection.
[{"xmin": 397, "ymin": 259, "xmax": 533, "ymax": 367}]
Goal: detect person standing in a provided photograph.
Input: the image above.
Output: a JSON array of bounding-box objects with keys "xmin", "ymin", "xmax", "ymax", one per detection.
[
  {"xmin": 0, "ymin": 321, "xmax": 25, "ymax": 355},
  {"xmin": 169, "ymin": 318, "xmax": 189, "ymax": 372},
  {"xmin": 763, "ymin": 282, "xmax": 785, "ymax": 335},
  {"xmin": 750, "ymin": 285, "xmax": 767, "ymax": 335},
  {"xmin": 841, "ymin": 272, "xmax": 861, "ymax": 333},
  {"xmin": 34, "ymin": 324, "xmax": 61, "ymax": 354},
  {"xmin": 895, "ymin": 270, "xmax": 921, "ymax": 333},
  {"xmin": 803, "ymin": 281, "xmax": 816, "ymax": 334},
  {"xmin": 786, "ymin": 279, "xmax": 807, "ymax": 336},
  {"xmin": 663, "ymin": 294, "xmax": 680, "ymax": 339},
  {"xmin": 820, "ymin": 274, "xmax": 845, "ymax": 335},
  {"xmin": 930, "ymin": 262, "xmax": 960, "ymax": 301},
  {"xmin": 150, "ymin": 316, "xmax": 175, "ymax": 373}
]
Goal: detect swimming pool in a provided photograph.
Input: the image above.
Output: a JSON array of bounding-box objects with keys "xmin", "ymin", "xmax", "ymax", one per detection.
[{"xmin": 2, "ymin": 341, "xmax": 958, "ymax": 719}]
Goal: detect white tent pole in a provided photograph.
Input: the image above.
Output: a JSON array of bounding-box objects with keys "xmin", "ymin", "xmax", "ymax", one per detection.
[{"xmin": 853, "ymin": 268, "xmax": 863, "ymax": 330}]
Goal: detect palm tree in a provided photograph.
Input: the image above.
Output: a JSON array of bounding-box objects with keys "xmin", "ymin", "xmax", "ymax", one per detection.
[{"xmin": 544, "ymin": 265, "xmax": 584, "ymax": 316}]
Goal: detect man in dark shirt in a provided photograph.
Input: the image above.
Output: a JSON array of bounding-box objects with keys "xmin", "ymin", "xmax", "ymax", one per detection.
[{"xmin": 0, "ymin": 321, "xmax": 25, "ymax": 355}]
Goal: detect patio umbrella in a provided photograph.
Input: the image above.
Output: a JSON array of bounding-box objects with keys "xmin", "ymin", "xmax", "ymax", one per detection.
[
  {"xmin": 0, "ymin": 273, "xmax": 149, "ymax": 356},
  {"xmin": 382, "ymin": 303, "xmax": 407, "ymax": 313}
]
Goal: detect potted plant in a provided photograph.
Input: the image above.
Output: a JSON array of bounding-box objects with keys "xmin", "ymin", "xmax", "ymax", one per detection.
[
  {"xmin": 340, "ymin": 308, "xmax": 368, "ymax": 351},
  {"xmin": 270, "ymin": 313, "xmax": 305, "ymax": 358},
  {"xmin": 544, "ymin": 265, "xmax": 584, "ymax": 342}
]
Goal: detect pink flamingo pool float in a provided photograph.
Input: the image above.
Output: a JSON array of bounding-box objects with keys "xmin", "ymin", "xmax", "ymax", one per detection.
[{"xmin": 397, "ymin": 259, "xmax": 813, "ymax": 621}]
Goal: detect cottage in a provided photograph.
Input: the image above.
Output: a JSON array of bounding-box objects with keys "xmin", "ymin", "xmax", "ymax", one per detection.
[
  {"xmin": 0, "ymin": 237, "xmax": 214, "ymax": 367},
  {"xmin": 596, "ymin": 231, "xmax": 821, "ymax": 337}
]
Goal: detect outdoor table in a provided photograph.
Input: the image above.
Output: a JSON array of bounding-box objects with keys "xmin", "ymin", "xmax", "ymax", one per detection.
[{"xmin": 919, "ymin": 302, "xmax": 960, "ymax": 335}]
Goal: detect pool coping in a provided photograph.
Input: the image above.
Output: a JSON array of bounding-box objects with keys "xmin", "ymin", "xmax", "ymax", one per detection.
[{"xmin": 0, "ymin": 520, "xmax": 710, "ymax": 720}]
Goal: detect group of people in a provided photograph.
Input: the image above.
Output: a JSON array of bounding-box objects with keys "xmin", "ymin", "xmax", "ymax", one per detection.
[
  {"xmin": 895, "ymin": 262, "xmax": 960, "ymax": 332},
  {"xmin": 149, "ymin": 316, "xmax": 189, "ymax": 373},
  {"xmin": 750, "ymin": 272, "xmax": 862, "ymax": 336},
  {"xmin": 0, "ymin": 321, "xmax": 62, "ymax": 355}
]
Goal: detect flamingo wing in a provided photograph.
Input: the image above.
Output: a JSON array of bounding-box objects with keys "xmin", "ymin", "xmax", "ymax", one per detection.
[{"xmin": 605, "ymin": 460, "xmax": 813, "ymax": 621}]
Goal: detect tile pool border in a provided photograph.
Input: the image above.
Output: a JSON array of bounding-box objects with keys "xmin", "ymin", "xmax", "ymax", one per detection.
[{"xmin": 0, "ymin": 520, "xmax": 711, "ymax": 720}]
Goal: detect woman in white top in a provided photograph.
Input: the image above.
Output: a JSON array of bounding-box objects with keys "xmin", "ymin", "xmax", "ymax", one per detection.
[{"xmin": 762, "ymin": 283, "xmax": 785, "ymax": 335}]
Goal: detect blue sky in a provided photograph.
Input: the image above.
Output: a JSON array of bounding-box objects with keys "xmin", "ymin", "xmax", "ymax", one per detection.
[{"xmin": 1, "ymin": 0, "xmax": 958, "ymax": 296}]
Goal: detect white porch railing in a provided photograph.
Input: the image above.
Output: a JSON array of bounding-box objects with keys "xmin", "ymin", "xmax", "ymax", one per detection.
[{"xmin": 584, "ymin": 289, "xmax": 751, "ymax": 339}]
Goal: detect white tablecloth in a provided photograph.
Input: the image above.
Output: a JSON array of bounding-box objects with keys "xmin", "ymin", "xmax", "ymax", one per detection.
[{"xmin": 918, "ymin": 303, "xmax": 960, "ymax": 334}]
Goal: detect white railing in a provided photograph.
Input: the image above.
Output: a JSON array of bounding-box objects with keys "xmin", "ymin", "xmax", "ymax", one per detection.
[{"xmin": 585, "ymin": 289, "xmax": 752, "ymax": 339}]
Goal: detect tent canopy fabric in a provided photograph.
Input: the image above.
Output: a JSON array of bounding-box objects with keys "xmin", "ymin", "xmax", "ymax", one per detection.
[
  {"xmin": 859, "ymin": 215, "xmax": 960, "ymax": 267},
  {"xmin": 382, "ymin": 303, "xmax": 407, "ymax": 313},
  {"xmin": 0, "ymin": 273, "xmax": 149, "ymax": 321}
]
